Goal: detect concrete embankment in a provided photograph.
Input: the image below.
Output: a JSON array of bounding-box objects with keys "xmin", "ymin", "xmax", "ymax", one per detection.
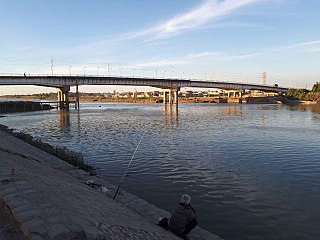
[{"xmin": 0, "ymin": 128, "xmax": 222, "ymax": 240}]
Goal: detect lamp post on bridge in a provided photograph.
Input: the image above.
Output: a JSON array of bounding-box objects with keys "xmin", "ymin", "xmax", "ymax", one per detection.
[
  {"xmin": 210, "ymin": 72, "xmax": 214, "ymax": 81},
  {"xmin": 50, "ymin": 60, "xmax": 54, "ymax": 76},
  {"xmin": 83, "ymin": 66, "xmax": 86, "ymax": 76},
  {"xmin": 69, "ymin": 66, "xmax": 72, "ymax": 76},
  {"xmin": 180, "ymin": 72, "xmax": 184, "ymax": 80},
  {"xmin": 163, "ymin": 70, "xmax": 167, "ymax": 79},
  {"xmin": 97, "ymin": 66, "xmax": 100, "ymax": 76},
  {"xmin": 119, "ymin": 66, "xmax": 123, "ymax": 76}
]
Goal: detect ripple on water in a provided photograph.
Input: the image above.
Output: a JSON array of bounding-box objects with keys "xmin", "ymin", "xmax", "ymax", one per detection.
[{"xmin": 1, "ymin": 103, "xmax": 320, "ymax": 240}]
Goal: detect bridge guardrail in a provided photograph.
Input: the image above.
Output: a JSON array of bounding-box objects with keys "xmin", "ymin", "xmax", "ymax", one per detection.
[{"xmin": 0, "ymin": 73, "xmax": 288, "ymax": 90}]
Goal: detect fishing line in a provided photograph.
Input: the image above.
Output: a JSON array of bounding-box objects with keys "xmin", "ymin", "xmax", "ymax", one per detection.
[{"xmin": 113, "ymin": 133, "xmax": 144, "ymax": 200}]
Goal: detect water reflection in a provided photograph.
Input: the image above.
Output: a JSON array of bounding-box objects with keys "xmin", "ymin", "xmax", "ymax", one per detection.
[
  {"xmin": 1, "ymin": 103, "xmax": 320, "ymax": 240},
  {"xmin": 286, "ymin": 103, "xmax": 320, "ymax": 114},
  {"xmin": 57, "ymin": 109, "xmax": 70, "ymax": 132},
  {"xmin": 224, "ymin": 105, "xmax": 243, "ymax": 116},
  {"xmin": 260, "ymin": 114, "xmax": 265, "ymax": 127},
  {"xmin": 163, "ymin": 104, "xmax": 178, "ymax": 126}
]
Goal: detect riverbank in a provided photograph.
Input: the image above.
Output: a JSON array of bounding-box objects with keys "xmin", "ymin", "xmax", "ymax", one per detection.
[
  {"xmin": 0, "ymin": 198, "xmax": 26, "ymax": 240},
  {"xmin": 0, "ymin": 95, "xmax": 287, "ymax": 105},
  {"xmin": 0, "ymin": 125, "xmax": 95, "ymax": 175},
  {"xmin": 0, "ymin": 127, "xmax": 222, "ymax": 240},
  {"xmin": 0, "ymin": 101, "xmax": 53, "ymax": 113}
]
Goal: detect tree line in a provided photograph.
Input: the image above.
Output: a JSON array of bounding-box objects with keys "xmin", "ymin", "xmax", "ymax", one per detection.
[{"xmin": 287, "ymin": 82, "xmax": 320, "ymax": 102}]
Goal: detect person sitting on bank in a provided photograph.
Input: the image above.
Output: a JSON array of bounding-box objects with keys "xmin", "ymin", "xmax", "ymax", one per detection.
[{"xmin": 169, "ymin": 194, "xmax": 198, "ymax": 239}]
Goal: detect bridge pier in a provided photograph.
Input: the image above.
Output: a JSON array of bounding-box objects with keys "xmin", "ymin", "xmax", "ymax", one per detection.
[
  {"xmin": 56, "ymin": 85, "xmax": 70, "ymax": 109},
  {"xmin": 163, "ymin": 88, "xmax": 180, "ymax": 105},
  {"xmin": 227, "ymin": 90, "xmax": 243, "ymax": 98},
  {"xmin": 173, "ymin": 89, "xmax": 179, "ymax": 104},
  {"xmin": 75, "ymin": 83, "xmax": 80, "ymax": 109}
]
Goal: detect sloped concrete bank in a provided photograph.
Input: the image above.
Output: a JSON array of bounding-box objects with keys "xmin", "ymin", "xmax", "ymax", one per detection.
[{"xmin": 0, "ymin": 128, "xmax": 223, "ymax": 240}]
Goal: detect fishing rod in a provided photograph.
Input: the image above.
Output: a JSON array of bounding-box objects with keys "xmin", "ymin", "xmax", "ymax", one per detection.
[{"xmin": 113, "ymin": 134, "xmax": 144, "ymax": 200}]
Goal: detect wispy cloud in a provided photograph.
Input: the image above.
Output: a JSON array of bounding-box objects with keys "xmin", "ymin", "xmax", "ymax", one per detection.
[
  {"xmin": 187, "ymin": 40, "xmax": 320, "ymax": 61},
  {"xmin": 290, "ymin": 40, "xmax": 320, "ymax": 47},
  {"xmin": 123, "ymin": 51, "xmax": 259, "ymax": 72},
  {"xmin": 269, "ymin": 40, "xmax": 320, "ymax": 53},
  {"xmin": 146, "ymin": 0, "xmax": 265, "ymax": 40},
  {"xmin": 188, "ymin": 52, "xmax": 223, "ymax": 59},
  {"xmin": 126, "ymin": 60, "xmax": 187, "ymax": 69},
  {"xmin": 134, "ymin": 39, "xmax": 320, "ymax": 68},
  {"xmin": 65, "ymin": 0, "xmax": 267, "ymax": 55},
  {"xmin": 187, "ymin": 51, "xmax": 259, "ymax": 61}
]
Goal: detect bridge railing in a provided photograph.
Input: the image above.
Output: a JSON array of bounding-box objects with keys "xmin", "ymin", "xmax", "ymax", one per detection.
[{"xmin": 0, "ymin": 73, "xmax": 286, "ymax": 89}]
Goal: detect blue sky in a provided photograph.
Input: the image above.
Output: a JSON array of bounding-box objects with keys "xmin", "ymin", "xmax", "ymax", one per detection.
[{"xmin": 1, "ymin": 0, "xmax": 320, "ymax": 94}]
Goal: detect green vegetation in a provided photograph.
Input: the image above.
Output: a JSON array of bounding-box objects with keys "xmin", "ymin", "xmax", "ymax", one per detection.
[
  {"xmin": 0, "ymin": 124, "xmax": 96, "ymax": 175},
  {"xmin": 312, "ymin": 82, "xmax": 320, "ymax": 92},
  {"xmin": 287, "ymin": 88, "xmax": 309, "ymax": 99},
  {"xmin": 287, "ymin": 82, "xmax": 320, "ymax": 102}
]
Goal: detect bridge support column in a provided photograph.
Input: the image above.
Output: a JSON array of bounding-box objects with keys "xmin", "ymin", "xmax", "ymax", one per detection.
[
  {"xmin": 227, "ymin": 90, "xmax": 244, "ymax": 98},
  {"xmin": 75, "ymin": 83, "xmax": 80, "ymax": 109},
  {"xmin": 57, "ymin": 88, "xmax": 63, "ymax": 108},
  {"xmin": 163, "ymin": 88, "xmax": 179, "ymax": 105},
  {"xmin": 168, "ymin": 90, "xmax": 173, "ymax": 104},
  {"xmin": 57, "ymin": 85, "xmax": 70, "ymax": 109},
  {"xmin": 173, "ymin": 88, "xmax": 179, "ymax": 104},
  {"xmin": 163, "ymin": 90, "xmax": 173, "ymax": 104},
  {"xmin": 163, "ymin": 91, "xmax": 168, "ymax": 104}
]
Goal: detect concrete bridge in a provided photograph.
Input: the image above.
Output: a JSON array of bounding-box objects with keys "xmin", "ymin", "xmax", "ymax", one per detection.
[{"xmin": 0, "ymin": 74, "xmax": 288, "ymax": 108}]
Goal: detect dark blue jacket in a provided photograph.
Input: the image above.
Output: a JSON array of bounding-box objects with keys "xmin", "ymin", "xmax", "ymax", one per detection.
[{"xmin": 169, "ymin": 203, "xmax": 197, "ymax": 235}]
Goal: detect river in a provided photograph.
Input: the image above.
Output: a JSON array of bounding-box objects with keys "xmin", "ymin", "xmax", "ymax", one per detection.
[{"xmin": 1, "ymin": 103, "xmax": 320, "ymax": 240}]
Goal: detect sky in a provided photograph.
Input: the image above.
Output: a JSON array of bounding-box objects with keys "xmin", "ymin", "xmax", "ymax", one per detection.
[{"xmin": 0, "ymin": 0, "xmax": 320, "ymax": 94}]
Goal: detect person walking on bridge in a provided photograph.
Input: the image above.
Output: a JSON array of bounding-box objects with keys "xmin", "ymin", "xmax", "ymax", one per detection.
[{"xmin": 169, "ymin": 194, "xmax": 198, "ymax": 240}]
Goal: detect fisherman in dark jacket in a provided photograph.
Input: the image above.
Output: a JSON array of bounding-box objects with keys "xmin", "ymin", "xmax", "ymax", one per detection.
[{"xmin": 169, "ymin": 194, "xmax": 198, "ymax": 239}]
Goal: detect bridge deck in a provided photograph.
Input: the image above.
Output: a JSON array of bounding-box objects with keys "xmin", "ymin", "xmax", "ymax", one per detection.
[{"xmin": 0, "ymin": 75, "xmax": 288, "ymax": 92}]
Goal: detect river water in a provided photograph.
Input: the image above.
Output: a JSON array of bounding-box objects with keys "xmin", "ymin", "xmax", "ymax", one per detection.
[{"xmin": 1, "ymin": 103, "xmax": 320, "ymax": 240}]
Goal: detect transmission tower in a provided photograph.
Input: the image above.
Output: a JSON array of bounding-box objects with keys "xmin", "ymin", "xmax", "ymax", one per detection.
[{"xmin": 261, "ymin": 71, "xmax": 267, "ymax": 85}]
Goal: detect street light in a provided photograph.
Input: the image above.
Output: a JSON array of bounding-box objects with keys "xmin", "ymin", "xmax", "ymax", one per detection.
[
  {"xmin": 50, "ymin": 59, "xmax": 54, "ymax": 76},
  {"xmin": 97, "ymin": 66, "xmax": 100, "ymax": 76},
  {"xmin": 163, "ymin": 70, "xmax": 167, "ymax": 79},
  {"xmin": 83, "ymin": 66, "xmax": 86, "ymax": 76},
  {"xmin": 69, "ymin": 66, "xmax": 72, "ymax": 76},
  {"xmin": 133, "ymin": 68, "xmax": 136, "ymax": 77},
  {"xmin": 119, "ymin": 66, "xmax": 123, "ymax": 76},
  {"xmin": 180, "ymin": 72, "xmax": 184, "ymax": 80}
]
